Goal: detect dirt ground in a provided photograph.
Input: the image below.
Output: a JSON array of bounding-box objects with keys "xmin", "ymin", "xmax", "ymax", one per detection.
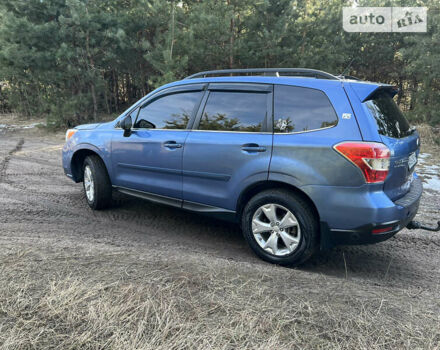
[{"xmin": 0, "ymin": 120, "xmax": 439, "ymax": 349}]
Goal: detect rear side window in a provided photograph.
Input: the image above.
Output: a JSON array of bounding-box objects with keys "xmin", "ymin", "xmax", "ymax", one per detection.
[
  {"xmin": 135, "ymin": 91, "xmax": 202, "ymax": 129},
  {"xmin": 274, "ymin": 85, "xmax": 338, "ymax": 133},
  {"xmin": 198, "ymin": 91, "xmax": 267, "ymax": 132},
  {"xmin": 362, "ymin": 91, "xmax": 411, "ymax": 138}
]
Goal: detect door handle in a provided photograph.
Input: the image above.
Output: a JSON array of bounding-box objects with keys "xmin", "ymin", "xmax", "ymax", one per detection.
[
  {"xmin": 164, "ymin": 141, "xmax": 182, "ymax": 149},
  {"xmin": 241, "ymin": 144, "xmax": 266, "ymax": 153}
]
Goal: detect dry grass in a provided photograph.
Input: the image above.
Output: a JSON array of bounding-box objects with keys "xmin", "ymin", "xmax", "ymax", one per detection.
[
  {"xmin": 416, "ymin": 124, "xmax": 440, "ymax": 146},
  {"xmin": 0, "ymin": 247, "xmax": 439, "ymax": 350}
]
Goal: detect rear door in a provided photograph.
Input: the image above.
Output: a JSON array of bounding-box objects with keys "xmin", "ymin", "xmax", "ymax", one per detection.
[
  {"xmin": 361, "ymin": 89, "xmax": 420, "ymax": 200},
  {"xmin": 182, "ymin": 83, "xmax": 273, "ymax": 211}
]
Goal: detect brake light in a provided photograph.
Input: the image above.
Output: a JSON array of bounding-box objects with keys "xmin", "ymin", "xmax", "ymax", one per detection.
[{"xmin": 333, "ymin": 142, "xmax": 390, "ymax": 183}]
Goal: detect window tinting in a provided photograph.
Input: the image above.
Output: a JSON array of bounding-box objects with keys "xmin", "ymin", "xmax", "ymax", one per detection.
[
  {"xmin": 274, "ymin": 85, "xmax": 338, "ymax": 133},
  {"xmin": 134, "ymin": 91, "xmax": 202, "ymax": 129},
  {"xmin": 362, "ymin": 91, "xmax": 411, "ymax": 138},
  {"xmin": 198, "ymin": 91, "xmax": 267, "ymax": 132}
]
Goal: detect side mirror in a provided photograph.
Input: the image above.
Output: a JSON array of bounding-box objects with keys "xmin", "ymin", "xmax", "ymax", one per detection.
[{"xmin": 121, "ymin": 115, "xmax": 132, "ymax": 137}]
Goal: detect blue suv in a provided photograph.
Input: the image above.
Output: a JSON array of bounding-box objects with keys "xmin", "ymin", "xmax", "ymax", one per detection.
[{"xmin": 62, "ymin": 68, "xmax": 422, "ymax": 266}]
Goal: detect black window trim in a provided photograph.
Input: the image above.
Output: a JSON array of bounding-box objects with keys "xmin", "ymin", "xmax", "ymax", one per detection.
[
  {"xmin": 191, "ymin": 83, "xmax": 273, "ymax": 134},
  {"xmin": 273, "ymin": 84, "xmax": 339, "ymax": 135},
  {"xmin": 129, "ymin": 106, "xmax": 140, "ymax": 124},
  {"xmin": 116, "ymin": 82, "xmax": 339, "ymax": 135}
]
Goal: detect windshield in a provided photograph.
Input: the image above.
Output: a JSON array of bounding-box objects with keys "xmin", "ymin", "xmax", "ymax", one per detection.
[{"xmin": 362, "ymin": 91, "xmax": 411, "ymax": 138}]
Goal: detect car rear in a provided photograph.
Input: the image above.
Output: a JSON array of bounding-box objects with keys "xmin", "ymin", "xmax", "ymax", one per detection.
[
  {"xmin": 326, "ymin": 81, "xmax": 423, "ymax": 245},
  {"xmin": 360, "ymin": 88, "xmax": 420, "ymax": 201}
]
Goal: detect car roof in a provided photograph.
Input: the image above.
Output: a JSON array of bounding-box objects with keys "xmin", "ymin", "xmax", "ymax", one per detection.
[
  {"xmin": 160, "ymin": 75, "xmax": 392, "ymax": 99},
  {"xmin": 116, "ymin": 74, "xmax": 392, "ymax": 121},
  {"xmin": 161, "ymin": 75, "xmax": 344, "ymax": 91}
]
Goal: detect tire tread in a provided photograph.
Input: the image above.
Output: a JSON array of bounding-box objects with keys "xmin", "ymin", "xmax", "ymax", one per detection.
[{"xmin": 83, "ymin": 155, "xmax": 112, "ymax": 210}]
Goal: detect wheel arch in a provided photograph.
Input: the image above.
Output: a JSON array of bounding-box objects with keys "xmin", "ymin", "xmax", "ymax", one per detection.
[
  {"xmin": 236, "ymin": 180, "xmax": 320, "ymax": 223},
  {"xmin": 71, "ymin": 147, "xmax": 107, "ymax": 183}
]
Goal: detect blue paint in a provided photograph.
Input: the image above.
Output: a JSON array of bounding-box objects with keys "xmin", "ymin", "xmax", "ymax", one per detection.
[{"xmin": 62, "ymin": 74, "xmax": 422, "ymax": 248}]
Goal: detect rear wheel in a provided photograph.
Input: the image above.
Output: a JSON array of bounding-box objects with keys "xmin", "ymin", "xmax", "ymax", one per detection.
[
  {"xmin": 241, "ymin": 189, "xmax": 319, "ymax": 266},
  {"xmin": 83, "ymin": 155, "xmax": 112, "ymax": 210}
]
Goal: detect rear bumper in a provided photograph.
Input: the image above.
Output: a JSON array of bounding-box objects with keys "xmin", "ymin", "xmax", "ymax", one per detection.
[
  {"xmin": 314, "ymin": 175, "xmax": 422, "ymax": 249},
  {"xmin": 324, "ymin": 210, "xmax": 417, "ymax": 246}
]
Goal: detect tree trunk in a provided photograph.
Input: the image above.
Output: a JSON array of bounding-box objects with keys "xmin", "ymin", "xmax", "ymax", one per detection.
[
  {"xmin": 396, "ymin": 79, "xmax": 403, "ymax": 106},
  {"xmin": 170, "ymin": 0, "xmax": 175, "ymax": 61},
  {"xmin": 409, "ymin": 78, "xmax": 418, "ymax": 111},
  {"xmin": 229, "ymin": 16, "xmax": 234, "ymax": 69},
  {"xmin": 90, "ymin": 83, "xmax": 97, "ymax": 122},
  {"xmin": 113, "ymin": 70, "xmax": 119, "ymax": 111},
  {"xmin": 104, "ymin": 85, "xmax": 110, "ymax": 114},
  {"xmin": 103, "ymin": 72, "xmax": 111, "ymax": 114},
  {"xmin": 228, "ymin": 0, "xmax": 234, "ymax": 69}
]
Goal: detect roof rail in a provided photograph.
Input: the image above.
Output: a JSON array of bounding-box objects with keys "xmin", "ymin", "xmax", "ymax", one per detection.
[
  {"xmin": 185, "ymin": 68, "xmax": 339, "ymax": 80},
  {"xmin": 337, "ymin": 75, "xmax": 362, "ymax": 81}
]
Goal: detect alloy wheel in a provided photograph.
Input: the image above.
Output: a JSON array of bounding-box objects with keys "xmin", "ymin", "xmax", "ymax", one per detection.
[
  {"xmin": 251, "ymin": 203, "xmax": 301, "ymax": 256},
  {"xmin": 84, "ymin": 165, "xmax": 95, "ymax": 202}
]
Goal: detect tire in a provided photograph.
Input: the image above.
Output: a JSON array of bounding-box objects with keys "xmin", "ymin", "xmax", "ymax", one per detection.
[
  {"xmin": 241, "ymin": 189, "xmax": 319, "ymax": 266},
  {"xmin": 82, "ymin": 155, "xmax": 112, "ymax": 210}
]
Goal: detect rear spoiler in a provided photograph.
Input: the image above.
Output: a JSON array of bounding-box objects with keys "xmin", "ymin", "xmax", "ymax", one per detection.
[
  {"xmin": 347, "ymin": 82, "xmax": 399, "ymax": 103},
  {"xmin": 362, "ymin": 85, "xmax": 399, "ymax": 102}
]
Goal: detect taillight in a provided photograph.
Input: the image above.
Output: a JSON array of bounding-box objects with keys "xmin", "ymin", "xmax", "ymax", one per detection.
[{"xmin": 333, "ymin": 142, "xmax": 390, "ymax": 183}]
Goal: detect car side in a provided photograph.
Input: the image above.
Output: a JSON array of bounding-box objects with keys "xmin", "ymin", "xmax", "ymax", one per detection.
[{"xmin": 62, "ymin": 69, "xmax": 422, "ymax": 266}]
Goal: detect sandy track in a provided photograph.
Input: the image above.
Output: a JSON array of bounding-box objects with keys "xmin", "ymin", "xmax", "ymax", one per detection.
[{"xmin": 0, "ymin": 129, "xmax": 439, "ymax": 349}]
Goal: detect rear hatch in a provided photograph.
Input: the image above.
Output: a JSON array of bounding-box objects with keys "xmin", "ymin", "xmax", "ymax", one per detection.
[{"xmin": 361, "ymin": 88, "xmax": 419, "ymax": 201}]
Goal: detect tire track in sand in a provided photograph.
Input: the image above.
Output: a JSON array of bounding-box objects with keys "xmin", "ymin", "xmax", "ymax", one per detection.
[{"xmin": 0, "ymin": 138, "xmax": 24, "ymax": 183}]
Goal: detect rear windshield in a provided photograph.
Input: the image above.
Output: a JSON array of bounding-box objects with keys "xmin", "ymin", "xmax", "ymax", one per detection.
[{"xmin": 362, "ymin": 91, "xmax": 411, "ymax": 138}]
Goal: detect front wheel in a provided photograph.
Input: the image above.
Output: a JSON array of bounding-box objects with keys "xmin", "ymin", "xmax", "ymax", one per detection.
[
  {"xmin": 83, "ymin": 155, "xmax": 112, "ymax": 210},
  {"xmin": 241, "ymin": 189, "xmax": 319, "ymax": 266}
]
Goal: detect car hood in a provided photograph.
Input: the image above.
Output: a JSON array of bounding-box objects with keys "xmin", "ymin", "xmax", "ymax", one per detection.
[{"xmin": 74, "ymin": 123, "xmax": 102, "ymax": 130}]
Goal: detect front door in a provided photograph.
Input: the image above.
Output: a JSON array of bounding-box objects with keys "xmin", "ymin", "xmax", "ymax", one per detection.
[
  {"xmin": 111, "ymin": 85, "xmax": 205, "ymax": 200},
  {"xmin": 182, "ymin": 83, "xmax": 273, "ymax": 211}
]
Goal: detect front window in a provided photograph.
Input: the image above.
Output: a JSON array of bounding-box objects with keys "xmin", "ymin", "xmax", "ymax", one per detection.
[{"xmin": 134, "ymin": 91, "xmax": 203, "ymax": 129}]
